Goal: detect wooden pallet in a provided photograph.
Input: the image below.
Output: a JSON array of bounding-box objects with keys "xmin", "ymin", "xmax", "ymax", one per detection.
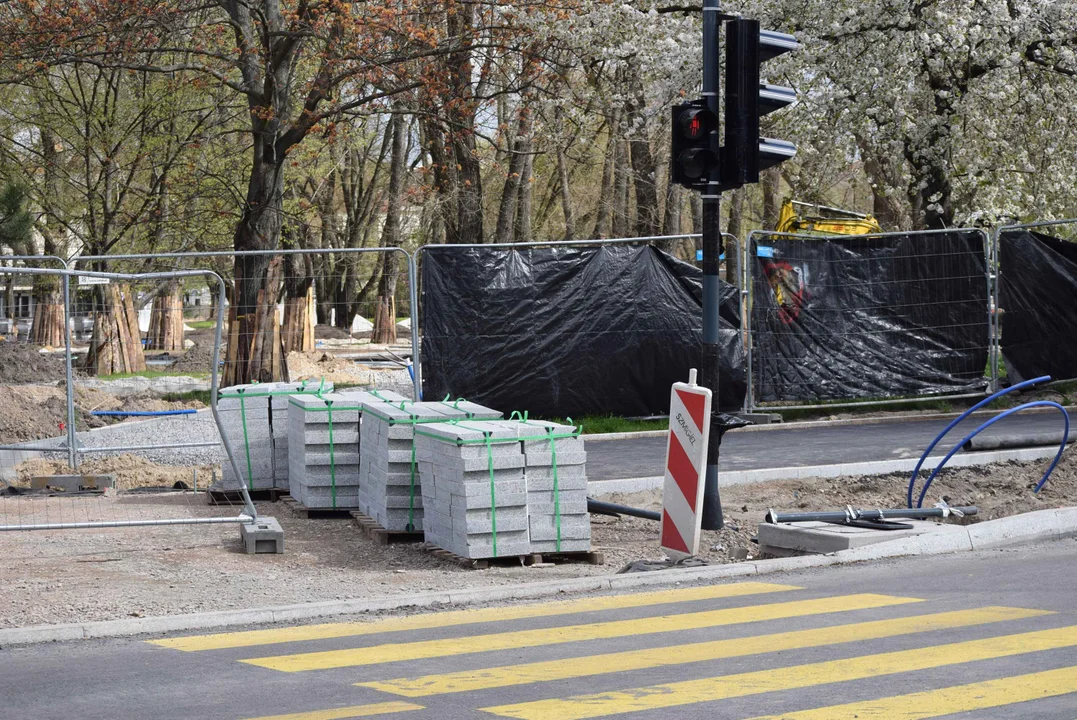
[
  {"xmin": 350, "ymin": 510, "xmax": 425, "ymax": 545},
  {"xmin": 279, "ymin": 495, "xmax": 354, "ymax": 519},
  {"xmin": 207, "ymin": 486, "xmax": 282, "ymax": 504},
  {"xmin": 423, "ymin": 544, "xmax": 605, "ymax": 570}
]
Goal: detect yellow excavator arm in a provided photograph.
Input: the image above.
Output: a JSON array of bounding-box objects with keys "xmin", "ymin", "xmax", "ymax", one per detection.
[{"xmin": 775, "ymin": 199, "xmax": 883, "ymax": 236}]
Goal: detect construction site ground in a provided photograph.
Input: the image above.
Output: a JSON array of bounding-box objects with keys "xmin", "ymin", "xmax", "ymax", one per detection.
[{"xmin": 1, "ymin": 451, "xmax": 1074, "ymax": 630}]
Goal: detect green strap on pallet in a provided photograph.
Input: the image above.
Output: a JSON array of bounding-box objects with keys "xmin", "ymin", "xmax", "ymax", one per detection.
[
  {"xmin": 326, "ymin": 400, "xmax": 337, "ymax": 509},
  {"xmin": 484, "ymin": 433, "xmax": 498, "ymax": 558}
]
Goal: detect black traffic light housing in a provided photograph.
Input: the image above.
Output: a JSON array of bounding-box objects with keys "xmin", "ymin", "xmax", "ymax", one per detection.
[
  {"xmin": 671, "ymin": 100, "xmax": 719, "ymax": 189},
  {"xmin": 722, "ymin": 19, "xmax": 800, "ymax": 188}
]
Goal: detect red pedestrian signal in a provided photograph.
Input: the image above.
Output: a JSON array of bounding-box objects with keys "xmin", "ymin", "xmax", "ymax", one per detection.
[{"xmin": 671, "ymin": 103, "xmax": 718, "ymax": 188}]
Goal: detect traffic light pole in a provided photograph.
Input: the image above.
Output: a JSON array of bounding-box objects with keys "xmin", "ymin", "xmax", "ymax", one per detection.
[{"xmin": 700, "ymin": 0, "xmax": 724, "ymax": 531}]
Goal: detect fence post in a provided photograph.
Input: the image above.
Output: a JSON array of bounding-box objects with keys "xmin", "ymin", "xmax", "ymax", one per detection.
[
  {"xmin": 406, "ymin": 249, "xmax": 422, "ymax": 400},
  {"xmin": 744, "ymin": 230, "xmax": 758, "ymax": 414},
  {"xmin": 61, "ymin": 270, "xmax": 77, "ymax": 469},
  {"xmin": 985, "ymin": 228, "xmax": 999, "ymax": 393}
]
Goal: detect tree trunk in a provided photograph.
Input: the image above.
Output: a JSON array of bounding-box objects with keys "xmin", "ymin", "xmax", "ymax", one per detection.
[
  {"xmin": 557, "ymin": 143, "xmax": 576, "ymax": 241},
  {"xmin": 612, "ymin": 138, "xmax": 629, "ymax": 238},
  {"xmin": 146, "ymin": 280, "xmax": 184, "ymax": 351},
  {"xmin": 373, "ymin": 112, "xmax": 407, "ymax": 345},
  {"xmin": 514, "ymin": 143, "xmax": 533, "ymax": 243},
  {"xmin": 591, "ymin": 117, "xmax": 618, "ymax": 239},
  {"xmin": 659, "ymin": 181, "xmax": 681, "ymax": 254},
  {"xmin": 30, "ymin": 276, "xmax": 64, "ymax": 347},
  {"xmin": 494, "ymin": 102, "xmax": 532, "ymax": 244},
  {"xmin": 282, "ymin": 253, "xmax": 314, "ymax": 354},
  {"xmin": 628, "ymin": 134, "xmax": 658, "ymax": 237},
  {"xmin": 84, "ymin": 284, "xmax": 146, "ymax": 375},
  {"xmin": 626, "ymin": 71, "xmax": 659, "ymax": 238},
  {"xmin": 454, "ymin": 136, "xmax": 484, "ymax": 243},
  {"xmin": 761, "ymin": 168, "xmax": 782, "ymax": 230},
  {"xmin": 224, "ymin": 151, "xmax": 288, "ymax": 386}
]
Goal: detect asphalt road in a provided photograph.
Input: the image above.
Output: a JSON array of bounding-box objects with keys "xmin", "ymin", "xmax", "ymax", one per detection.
[
  {"xmin": 586, "ymin": 411, "xmax": 1069, "ymax": 480},
  {"xmin": 3, "ymin": 540, "xmax": 1077, "ymax": 719}
]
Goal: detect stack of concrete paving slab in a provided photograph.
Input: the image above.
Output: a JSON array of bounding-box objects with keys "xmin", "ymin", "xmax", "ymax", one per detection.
[
  {"xmin": 218, "ymin": 383, "xmax": 272, "ymax": 490},
  {"xmin": 284, "ymin": 388, "xmax": 408, "ymax": 509},
  {"xmin": 359, "ymin": 401, "xmax": 502, "ymax": 533},
  {"xmin": 269, "ymin": 381, "xmax": 328, "ymax": 491},
  {"xmin": 287, "ymin": 393, "xmax": 361, "ymax": 509},
  {"xmin": 415, "ymin": 420, "xmax": 531, "ymax": 559},
  {"xmin": 520, "ymin": 420, "xmax": 590, "ymax": 554},
  {"xmin": 219, "ymin": 381, "xmax": 332, "ymax": 491}
]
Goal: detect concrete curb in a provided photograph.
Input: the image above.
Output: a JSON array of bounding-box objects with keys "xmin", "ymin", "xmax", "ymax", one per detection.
[
  {"xmin": 588, "ymin": 444, "xmax": 1064, "ymax": 495},
  {"xmin": 1, "ymin": 506, "xmax": 1075, "ymax": 648},
  {"xmin": 584, "ymin": 405, "xmax": 1077, "ymax": 442}
]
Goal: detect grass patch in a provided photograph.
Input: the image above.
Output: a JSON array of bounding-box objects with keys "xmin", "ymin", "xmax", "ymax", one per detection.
[
  {"xmin": 537, "ymin": 415, "xmax": 668, "ymax": 435},
  {"xmin": 162, "ymin": 389, "xmax": 212, "ymax": 405},
  {"xmin": 185, "ymin": 320, "xmax": 218, "ymax": 330}
]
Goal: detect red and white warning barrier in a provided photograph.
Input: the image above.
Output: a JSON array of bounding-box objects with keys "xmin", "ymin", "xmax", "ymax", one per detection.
[{"xmin": 660, "ymin": 369, "xmax": 713, "ymax": 559}]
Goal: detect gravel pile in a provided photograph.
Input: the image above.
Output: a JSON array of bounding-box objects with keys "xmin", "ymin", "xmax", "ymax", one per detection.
[{"xmin": 53, "ymin": 409, "xmax": 224, "ymax": 467}]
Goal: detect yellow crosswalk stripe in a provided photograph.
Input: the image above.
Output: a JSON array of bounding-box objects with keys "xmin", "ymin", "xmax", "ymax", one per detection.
[
  {"xmin": 150, "ymin": 582, "xmax": 797, "ymax": 652},
  {"xmin": 744, "ymin": 665, "xmax": 1077, "ymax": 719},
  {"xmin": 360, "ymin": 606, "xmax": 1048, "ymax": 697},
  {"xmin": 242, "ymin": 593, "xmax": 919, "ymax": 672},
  {"xmin": 481, "ymin": 624, "xmax": 1077, "ymax": 720},
  {"xmin": 243, "ymin": 701, "xmax": 423, "ymax": 720}
]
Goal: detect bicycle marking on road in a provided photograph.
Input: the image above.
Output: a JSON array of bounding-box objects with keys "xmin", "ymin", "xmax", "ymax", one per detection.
[
  {"xmin": 358, "ymin": 605, "xmax": 1048, "ymax": 696},
  {"xmin": 241, "ymin": 593, "xmax": 920, "ymax": 672},
  {"xmin": 742, "ymin": 665, "xmax": 1077, "ymax": 719},
  {"xmin": 150, "ymin": 582, "xmax": 798, "ymax": 652},
  {"xmin": 480, "ymin": 624, "xmax": 1077, "ymax": 720}
]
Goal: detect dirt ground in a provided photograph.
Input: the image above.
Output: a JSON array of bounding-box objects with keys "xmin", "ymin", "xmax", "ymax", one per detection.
[
  {"xmin": 170, "ymin": 333, "xmax": 217, "ymax": 373},
  {"xmin": 0, "ymin": 452, "xmax": 1073, "ymax": 628},
  {"xmin": 11, "ymin": 454, "xmax": 217, "ymax": 490},
  {"xmin": 0, "ymin": 384, "xmax": 205, "ymax": 444},
  {"xmin": 0, "ymin": 340, "xmax": 67, "ymax": 384}
]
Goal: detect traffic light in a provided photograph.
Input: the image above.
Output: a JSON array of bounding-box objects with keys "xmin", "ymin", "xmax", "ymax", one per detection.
[
  {"xmin": 671, "ymin": 101, "xmax": 718, "ymax": 189},
  {"xmin": 722, "ymin": 19, "xmax": 800, "ymax": 188}
]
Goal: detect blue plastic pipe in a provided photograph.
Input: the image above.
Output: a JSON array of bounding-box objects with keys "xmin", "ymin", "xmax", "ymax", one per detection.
[
  {"xmin": 906, "ymin": 375, "xmax": 1052, "ymax": 508},
  {"xmin": 914, "ymin": 400, "xmax": 1070, "ymax": 508},
  {"xmin": 90, "ymin": 409, "xmax": 197, "ymax": 417}
]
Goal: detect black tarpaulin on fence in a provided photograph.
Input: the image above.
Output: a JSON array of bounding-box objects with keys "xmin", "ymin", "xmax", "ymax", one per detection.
[
  {"xmin": 1000, "ymin": 229, "xmax": 1077, "ymax": 383},
  {"xmin": 420, "ymin": 244, "xmax": 745, "ymax": 417},
  {"xmin": 750, "ymin": 231, "xmax": 989, "ymax": 403}
]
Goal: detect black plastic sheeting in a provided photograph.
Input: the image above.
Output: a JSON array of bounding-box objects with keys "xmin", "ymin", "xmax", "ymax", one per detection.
[
  {"xmin": 750, "ymin": 231, "xmax": 989, "ymax": 403},
  {"xmin": 999, "ymin": 230, "xmax": 1077, "ymax": 383},
  {"xmin": 420, "ymin": 245, "xmax": 745, "ymax": 417}
]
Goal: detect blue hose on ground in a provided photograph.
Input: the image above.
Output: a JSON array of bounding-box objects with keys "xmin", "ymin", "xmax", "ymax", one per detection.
[
  {"xmin": 90, "ymin": 409, "xmax": 197, "ymax": 417},
  {"xmin": 913, "ymin": 400, "xmax": 1070, "ymax": 508},
  {"xmin": 906, "ymin": 375, "xmax": 1053, "ymax": 508}
]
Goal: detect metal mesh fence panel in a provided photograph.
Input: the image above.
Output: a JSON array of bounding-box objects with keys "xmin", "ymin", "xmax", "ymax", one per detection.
[
  {"xmin": 0, "ymin": 266, "xmax": 255, "ymax": 533},
  {"xmin": 745, "ymin": 229, "xmax": 992, "ymax": 410},
  {"xmin": 73, "ymin": 249, "xmax": 419, "ymax": 399},
  {"xmin": 996, "ymin": 220, "xmax": 1077, "ymax": 384}
]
